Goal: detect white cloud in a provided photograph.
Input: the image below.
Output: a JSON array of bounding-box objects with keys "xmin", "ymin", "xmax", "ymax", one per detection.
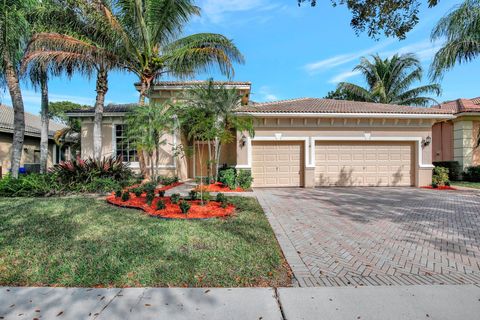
[
  {"xmin": 304, "ymin": 39, "xmax": 395, "ymax": 75},
  {"xmin": 329, "ymin": 70, "xmax": 361, "ymax": 84},
  {"xmin": 199, "ymin": 0, "xmax": 279, "ymax": 23},
  {"xmin": 379, "ymin": 39, "xmax": 442, "ymax": 62},
  {"xmin": 22, "ymin": 89, "xmax": 95, "ymax": 106},
  {"xmin": 257, "ymin": 86, "xmax": 279, "ymax": 102}
]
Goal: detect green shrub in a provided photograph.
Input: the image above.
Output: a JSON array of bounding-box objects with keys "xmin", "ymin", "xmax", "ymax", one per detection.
[
  {"xmin": 157, "ymin": 176, "xmax": 179, "ymax": 186},
  {"xmin": 195, "ymin": 176, "xmax": 213, "ymax": 185},
  {"xmin": 170, "ymin": 193, "xmax": 181, "ymax": 204},
  {"xmin": 83, "ymin": 177, "xmax": 121, "ymax": 193},
  {"xmin": 132, "ymin": 187, "xmax": 143, "ymax": 197},
  {"xmin": 216, "ymin": 192, "xmax": 226, "ymax": 203},
  {"xmin": 156, "ymin": 200, "xmax": 166, "ymax": 210},
  {"xmin": 200, "ymin": 191, "xmax": 211, "ymax": 205},
  {"xmin": 0, "ymin": 173, "xmax": 61, "ymax": 197},
  {"xmin": 121, "ymin": 192, "xmax": 130, "ymax": 202},
  {"xmin": 219, "ymin": 168, "xmax": 236, "ymax": 189},
  {"xmin": 432, "ymin": 182, "xmax": 438, "ymax": 189},
  {"xmin": 236, "ymin": 170, "xmax": 253, "ymax": 190},
  {"xmin": 157, "ymin": 190, "xmax": 166, "ymax": 197},
  {"xmin": 463, "ymin": 166, "xmax": 480, "ymax": 182},
  {"xmin": 115, "ymin": 189, "xmax": 123, "ymax": 198},
  {"xmin": 146, "ymin": 191, "xmax": 155, "ymax": 205},
  {"xmin": 142, "ymin": 182, "xmax": 157, "ymax": 193},
  {"xmin": 189, "ymin": 190, "xmax": 198, "ymax": 200},
  {"xmin": 433, "ymin": 161, "xmax": 461, "ymax": 181},
  {"xmin": 432, "ymin": 166, "xmax": 450, "ymax": 187},
  {"xmin": 179, "ymin": 200, "xmax": 191, "ymax": 214}
]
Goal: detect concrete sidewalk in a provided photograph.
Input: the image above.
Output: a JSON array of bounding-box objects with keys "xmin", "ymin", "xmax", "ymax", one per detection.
[{"xmin": 1, "ymin": 285, "xmax": 480, "ymax": 319}]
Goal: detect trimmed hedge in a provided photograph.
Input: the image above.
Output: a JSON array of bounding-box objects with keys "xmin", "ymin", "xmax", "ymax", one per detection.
[
  {"xmin": 433, "ymin": 161, "xmax": 461, "ymax": 181},
  {"xmin": 463, "ymin": 166, "xmax": 480, "ymax": 182}
]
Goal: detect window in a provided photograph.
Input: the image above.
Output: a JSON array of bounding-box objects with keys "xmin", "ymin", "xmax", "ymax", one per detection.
[
  {"xmin": 55, "ymin": 146, "xmax": 66, "ymax": 164},
  {"xmin": 115, "ymin": 124, "xmax": 138, "ymax": 162}
]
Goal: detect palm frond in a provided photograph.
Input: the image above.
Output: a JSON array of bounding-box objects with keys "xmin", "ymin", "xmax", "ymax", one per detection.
[{"xmin": 337, "ymin": 82, "xmax": 372, "ymax": 102}]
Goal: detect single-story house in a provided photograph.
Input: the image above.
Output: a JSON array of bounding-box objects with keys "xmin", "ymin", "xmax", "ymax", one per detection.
[
  {"xmin": 0, "ymin": 104, "xmax": 69, "ymax": 175},
  {"xmin": 66, "ymin": 81, "xmax": 459, "ymax": 188}
]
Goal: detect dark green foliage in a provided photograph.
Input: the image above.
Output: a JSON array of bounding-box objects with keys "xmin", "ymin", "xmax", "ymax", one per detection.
[
  {"xmin": 121, "ymin": 192, "xmax": 130, "ymax": 202},
  {"xmin": 216, "ymin": 192, "xmax": 226, "ymax": 203},
  {"xmin": 195, "ymin": 176, "xmax": 213, "ymax": 184},
  {"xmin": 219, "ymin": 168, "xmax": 236, "ymax": 189},
  {"xmin": 432, "ymin": 182, "xmax": 438, "ymax": 188},
  {"xmin": 142, "ymin": 182, "xmax": 157, "ymax": 193},
  {"xmin": 84, "ymin": 178, "xmax": 121, "ymax": 193},
  {"xmin": 133, "ymin": 188, "xmax": 143, "ymax": 197},
  {"xmin": 236, "ymin": 170, "xmax": 253, "ymax": 190},
  {"xmin": 464, "ymin": 166, "xmax": 480, "ymax": 182},
  {"xmin": 433, "ymin": 161, "xmax": 461, "ymax": 181},
  {"xmin": 115, "ymin": 190, "xmax": 123, "ymax": 198},
  {"xmin": 50, "ymin": 156, "xmax": 133, "ymax": 186},
  {"xmin": 157, "ymin": 176, "xmax": 179, "ymax": 186},
  {"xmin": 170, "ymin": 193, "xmax": 181, "ymax": 204},
  {"xmin": 0, "ymin": 173, "xmax": 60, "ymax": 197},
  {"xmin": 432, "ymin": 167, "xmax": 450, "ymax": 186},
  {"xmin": 156, "ymin": 199, "xmax": 166, "ymax": 210},
  {"xmin": 201, "ymin": 191, "xmax": 211, "ymax": 205},
  {"xmin": 146, "ymin": 191, "xmax": 155, "ymax": 205},
  {"xmin": 298, "ymin": 0, "xmax": 439, "ymax": 40},
  {"xmin": 189, "ymin": 190, "xmax": 198, "ymax": 200},
  {"xmin": 179, "ymin": 200, "xmax": 191, "ymax": 214},
  {"xmin": 158, "ymin": 190, "xmax": 166, "ymax": 197}
]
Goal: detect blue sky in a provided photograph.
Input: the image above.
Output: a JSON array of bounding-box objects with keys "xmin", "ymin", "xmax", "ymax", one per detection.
[{"xmin": 5, "ymin": 0, "xmax": 480, "ymax": 115}]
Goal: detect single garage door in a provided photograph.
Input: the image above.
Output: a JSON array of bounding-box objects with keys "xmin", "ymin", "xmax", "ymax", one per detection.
[
  {"xmin": 315, "ymin": 141, "xmax": 414, "ymax": 187},
  {"xmin": 252, "ymin": 141, "xmax": 304, "ymax": 187}
]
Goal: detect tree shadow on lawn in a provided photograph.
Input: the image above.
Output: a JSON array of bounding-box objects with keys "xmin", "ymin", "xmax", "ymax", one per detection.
[{"xmin": 0, "ymin": 197, "xmax": 287, "ymax": 287}]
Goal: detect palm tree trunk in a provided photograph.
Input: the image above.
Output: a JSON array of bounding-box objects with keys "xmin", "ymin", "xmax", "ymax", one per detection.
[
  {"xmin": 39, "ymin": 71, "xmax": 49, "ymax": 173},
  {"xmin": 3, "ymin": 52, "xmax": 25, "ymax": 179},
  {"xmin": 215, "ymin": 139, "xmax": 222, "ymax": 182},
  {"xmin": 137, "ymin": 78, "xmax": 150, "ymax": 177},
  {"xmin": 94, "ymin": 67, "xmax": 108, "ymax": 161}
]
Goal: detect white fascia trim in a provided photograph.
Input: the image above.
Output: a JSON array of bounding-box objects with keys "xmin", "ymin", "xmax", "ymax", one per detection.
[
  {"xmin": 236, "ymin": 112, "xmax": 455, "ymax": 120},
  {"xmin": 65, "ymin": 112, "xmax": 126, "ymax": 118},
  {"xmin": 152, "ymin": 85, "xmax": 251, "ymax": 91},
  {"xmin": 311, "ymin": 136, "xmax": 433, "ymax": 168}
]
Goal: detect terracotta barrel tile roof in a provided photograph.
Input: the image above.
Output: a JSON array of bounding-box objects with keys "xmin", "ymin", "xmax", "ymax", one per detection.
[
  {"xmin": 238, "ymin": 98, "xmax": 452, "ymax": 114},
  {"xmin": 135, "ymin": 80, "xmax": 252, "ymax": 87},
  {"xmin": 436, "ymin": 97, "xmax": 480, "ymax": 114}
]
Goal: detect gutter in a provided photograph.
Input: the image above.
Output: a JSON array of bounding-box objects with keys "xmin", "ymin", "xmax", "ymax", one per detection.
[{"xmin": 235, "ymin": 112, "xmax": 456, "ymax": 120}]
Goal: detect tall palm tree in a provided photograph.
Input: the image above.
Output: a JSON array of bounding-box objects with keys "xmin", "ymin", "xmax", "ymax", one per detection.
[
  {"xmin": 0, "ymin": 0, "xmax": 37, "ymax": 178},
  {"xmin": 337, "ymin": 53, "xmax": 441, "ymax": 106},
  {"xmin": 430, "ymin": 0, "xmax": 480, "ymax": 79},
  {"xmin": 26, "ymin": 0, "xmax": 244, "ymax": 177},
  {"xmin": 24, "ymin": 0, "xmax": 121, "ymax": 162}
]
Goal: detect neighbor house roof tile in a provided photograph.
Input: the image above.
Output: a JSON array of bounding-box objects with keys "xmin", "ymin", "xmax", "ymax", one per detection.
[
  {"xmin": 0, "ymin": 105, "xmax": 66, "ymax": 137},
  {"xmin": 238, "ymin": 98, "xmax": 452, "ymax": 114},
  {"xmin": 435, "ymin": 97, "xmax": 480, "ymax": 114}
]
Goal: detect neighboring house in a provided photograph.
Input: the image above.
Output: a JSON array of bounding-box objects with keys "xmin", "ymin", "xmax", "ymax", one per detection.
[
  {"xmin": 0, "ymin": 104, "xmax": 69, "ymax": 175},
  {"xmin": 432, "ymin": 97, "xmax": 480, "ymax": 169},
  {"xmin": 66, "ymin": 81, "xmax": 455, "ymax": 188}
]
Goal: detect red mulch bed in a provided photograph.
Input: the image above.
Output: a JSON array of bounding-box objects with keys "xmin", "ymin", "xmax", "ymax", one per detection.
[
  {"xmin": 421, "ymin": 185, "xmax": 457, "ymax": 190},
  {"xmin": 106, "ymin": 193, "xmax": 235, "ymax": 220},
  {"xmin": 127, "ymin": 182, "xmax": 183, "ymax": 192},
  {"xmin": 195, "ymin": 182, "xmax": 245, "ymax": 192}
]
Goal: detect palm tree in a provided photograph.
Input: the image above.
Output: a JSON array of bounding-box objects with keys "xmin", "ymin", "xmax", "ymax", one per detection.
[
  {"xmin": 337, "ymin": 53, "xmax": 441, "ymax": 106},
  {"xmin": 177, "ymin": 79, "xmax": 254, "ymax": 181},
  {"xmin": 0, "ymin": 0, "xmax": 38, "ymax": 178},
  {"xmin": 26, "ymin": 0, "xmax": 244, "ymax": 177},
  {"xmin": 430, "ymin": 0, "xmax": 480, "ymax": 79},
  {"xmin": 24, "ymin": 0, "xmax": 121, "ymax": 162}
]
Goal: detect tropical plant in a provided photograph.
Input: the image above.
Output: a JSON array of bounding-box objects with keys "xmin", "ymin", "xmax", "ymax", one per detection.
[
  {"xmin": 219, "ymin": 168, "xmax": 236, "ymax": 190},
  {"xmin": 0, "ymin": 173, "xmax": 60, "ymax": 197},
  {"xmin": 50, "ymin": 156, "xmax": 133, "ymax": 186},
  {"xmin": 156, "ymin": 199, "xmax": 166, "ymax": 210},
  {"xmin": 430, "ymin": 0, "xmax": 480, "ymax": 80},
  {"xmin": 177, "ymin": 79, "xmax": 254, "ymax": 181},
  {"xmin": 121, "ymin": 191, "xmax": 130, "ymax": 202},
  {"xmin": 0, "ymin": 0, "xmax": 37, "ymax": 178},
  {"xmin": 170, "ymin": 193, "xmax": 181, "ymax": 204},
  {"xmin": 337, "ymin": 53, "xmax": 441, "ymax": 106},
  {"xmin": 125, "ymin": 102, "xmax": 175, "ymax": 181},
  {"xmin": 236, "ymin": 170, "xmax": 253, "ymax": 190},
  {"xmin": 179, "ymin": 200, "xmax": 191, "ymax": 214}
]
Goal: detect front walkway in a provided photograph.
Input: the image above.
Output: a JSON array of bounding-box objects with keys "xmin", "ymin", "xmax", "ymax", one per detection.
[
  {"xmin": 1, "ymin": 285, "xmax": 480, "ymax": 319},
  {"xmin": 255, "ymin": 187, "xmax": 480, "ymax": 287}
]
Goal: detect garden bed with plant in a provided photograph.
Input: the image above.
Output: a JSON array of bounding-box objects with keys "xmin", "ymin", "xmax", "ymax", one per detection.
[
  {"xmin": 107, "ymin": 187, "xmax": 235, "ymax": 220},
  {"xmin": 0, "ymin": 196, "xmax": 290, "ymax": 287},
  {"xmin": 195, "ymin": 168, "xmax": 253, "ymax": 192}
]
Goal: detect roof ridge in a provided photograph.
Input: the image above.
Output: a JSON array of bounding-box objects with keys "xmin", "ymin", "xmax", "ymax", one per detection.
[{"xmin": 253, "ymin": 97, "xmax": 311, "ymax": 106}]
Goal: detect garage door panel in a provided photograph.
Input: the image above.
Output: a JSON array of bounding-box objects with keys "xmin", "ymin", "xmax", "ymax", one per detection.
[
  {"xmin": 252, "ymin": 141, "xmax": 304, "ymax": 187},
  {"xmin": 315, "ymin": 141, "xmax": 413, "ymax": 187}
]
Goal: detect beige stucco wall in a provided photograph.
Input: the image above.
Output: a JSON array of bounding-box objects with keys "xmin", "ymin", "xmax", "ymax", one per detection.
[
  {"xmin": 0, "ymin": 132, "xmax": 55, "ymax": 173},
  {"xmin": 81, "ymin": 122, "xmax": 114, "ymax": 159},
  {"xmin": 452, "ymin": 116, "xmax": 480, "ymax": 169},
  {"xmin": 236, "ymin": 117, "xmax": 436, "ymax": 187}
]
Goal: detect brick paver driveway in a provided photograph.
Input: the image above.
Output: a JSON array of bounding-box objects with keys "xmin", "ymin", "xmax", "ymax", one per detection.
[{"xmin": 255, "ymin": 187, "xmax": 480, "ymax": 287}]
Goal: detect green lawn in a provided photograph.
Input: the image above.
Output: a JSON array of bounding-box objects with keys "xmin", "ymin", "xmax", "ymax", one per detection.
[
  {"xmin": 451, "ymin": 181, "xmax": 480, "ymax": 189},
  {"xmin": 0, "ymin": 196, "xmax": 290, "ymax": 288}
]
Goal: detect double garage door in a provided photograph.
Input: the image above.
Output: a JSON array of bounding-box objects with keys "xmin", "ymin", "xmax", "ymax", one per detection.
[{"xmin": 251, "ymin": 141, "xmax": 414, "ymax": 187}]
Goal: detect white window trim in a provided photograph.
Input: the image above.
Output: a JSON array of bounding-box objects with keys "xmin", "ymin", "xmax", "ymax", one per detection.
[
  {"xmin": 236, "ymin": 135, "xmax": 434, "ymax": 170},
  {"xmin": 112, "ymin": 122, "xmax": 177, "ymax": 169}
]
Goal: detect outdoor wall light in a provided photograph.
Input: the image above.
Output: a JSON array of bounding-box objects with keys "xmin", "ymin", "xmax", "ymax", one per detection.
[
  {"xmin": 239, "ymin": 135, "xmax": 247, "ymax": 147},
  {"xmin": 422, "ymin": 136, "xmax": 432, "ymax": 147}
]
